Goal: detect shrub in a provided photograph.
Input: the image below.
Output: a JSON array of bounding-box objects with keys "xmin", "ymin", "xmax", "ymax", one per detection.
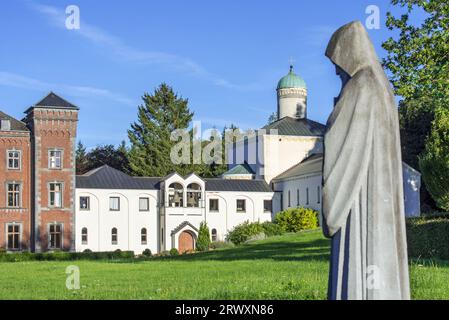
[
  {"xmin": 226, "ymin": 221, "xmax": 264, "ymax": 245},
  {"xmin": 169, "ymin": 248, "xmax": 179, "ymax": 256},
  {"xmin": 0, "ymin": 248, "xmax": 6, "ymax": 256},
  {"xmin": 142, "ymin": 249, "xmax": 152, "ymax": 257},
  {"xmin": 274, "ymin": 208, "xmax": 319, "ymax": 233},
  {"xmin": 261, "ymin": 222, "xmax": 284, "ymax": 237},
  {"xmin": 196, "ymin": 221, "xmax": 211, "ymax": 252},
  {"xmin": 406, "ymin": 216, "xmax": 449, "ymax": 260}
]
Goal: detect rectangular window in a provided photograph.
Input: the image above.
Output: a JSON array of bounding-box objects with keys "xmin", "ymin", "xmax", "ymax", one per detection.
[
  {"xmin": 48, "ymin": 150, "xmax": 62, "ymax": 169},
  {"xmin": 317, "ymin": 186, "xmax": 321, "ymax": 204},
  {"xmin": 110, "ymin": 197, "xmax": 120, "ymax": 211},
  {"xmin": 49, "ymin": 183, "xmax": 63, "ymax": 208},
  {"xmin": 7, "ymin": 150, "xmax": 21, "ymax": 170},
  {"xmin": 288, "ymin": 191, "xmax": 291, "ymax": 207},
  {"xmin": 80, "ymin": 196, "xmax": 90, "ymax": 210},
  {"xmin": 139, "ymin": 197, "xmax": 149, "ymax": 211},
  {"xmin": 49, "ymin": 224, "xmax": 62, "ymax": 249},
  {"xmin": 7, "ymin": 183, "xmax": 20, "ymax": 208},
  {"xmin": 264, "ymin": 200, "xmax": 272, "ymax": 213},
  {"xmin": 297, "ymin": 189, "xmax": 300, "ymax": 206},
  {"xmin": 306, "ymin": 188, "xmax": 310, "ymax": 205},
  {"xmin": 236, "ymin": 199, "xmax": 246, "ymax": 213},
  {"xmin": 209, "ymin": 199, "xmax": 219, "ymax": 212},
  {"xmin": 7, "ymin": 224, "xmax": 21, "ymax": 250}
]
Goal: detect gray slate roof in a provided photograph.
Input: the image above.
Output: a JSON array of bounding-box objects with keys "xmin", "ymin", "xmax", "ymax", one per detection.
[
  {"xmin": 25, "ymin": 92, "xmax": 79, "ymax": 113},
  {"xmin": 76, "ymin": 165, "xmax": 160, "ymax": 190},
  {"xmin": 204, "ymin": 178, "xmax": 271, "ymax": 192},
  {"xmin": 0, "ymin": 111, "xmax": 29, "ymax": 132},
  {"xmin": 262, "ymin": 116, "xmax": 326, "ymax": 137},
  {"xmin": 76, "ymin": 165, "xmax": 272, "ymax": 192}
]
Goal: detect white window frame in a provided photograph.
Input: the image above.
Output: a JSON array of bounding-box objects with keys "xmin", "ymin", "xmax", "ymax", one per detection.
[
  {"xmin": 48, "ymin": 149, "xmax": 63, "ymax": 169},
  {"xmin": 139, "ymin": 197, "xmax": 150, "ymax": 212},
  {"xmin": 6, "ymin": 150, "xmax": 21, "ymax": 170},
  {"xmin": 6, "ymin": 222, "xmax": 22, "ymax": 251},
  {"xmin": 109, "ymin": 197, "xmax": 120, "ymax": 211},
  {"xmin": 48, "ymin": 182, "xmax": 63, "ymax": 208},
  {"xmin": 48, "ymin": 223, "xmax": 63, "ymax": 250},
  {"xmin": 6, "ymin": 182, "xmax": 21, "ymax": 208}
]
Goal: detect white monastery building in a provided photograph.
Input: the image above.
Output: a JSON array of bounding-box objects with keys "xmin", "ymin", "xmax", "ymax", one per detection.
[
  {"xmin": 73, "ymin": 66, "xmax": 421, "ymax": 254},
  {"xmin": 0, "ymin": 67, "xmax": 420, "ymax": 253}
]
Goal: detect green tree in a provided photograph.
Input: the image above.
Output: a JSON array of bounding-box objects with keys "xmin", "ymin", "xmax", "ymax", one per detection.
[
  {"xmin": 75, "ymin": 141, "xmax": 89, "ymax": 175},
  {"xmin": 267, "ymin": 112, "xmax": 278, "ymax": 125},
  {"xmin": 382, "ymin": 0, "xmax": 449, "ymax": 210},
  {"xmin": 196, "ymin": 221, "xmax": 211, "ymax": 251},
  {"xmin": 128, "ymin": 83, "xmax": 194, "ymax": 177},
  {"xmin": 419, "ymin": 107, "xmax": 449, "ymax": 210},
  {"xmin": 85, "ymin": 142, "xmax": 130, "ymax": 173}
]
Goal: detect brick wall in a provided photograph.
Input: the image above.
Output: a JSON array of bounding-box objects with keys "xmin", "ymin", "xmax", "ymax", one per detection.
[{"xmin": 0, "ymin": 131, "xmax": 31, "ymax": 250}]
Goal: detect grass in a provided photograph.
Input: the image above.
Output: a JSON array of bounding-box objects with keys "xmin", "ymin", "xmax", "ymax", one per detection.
[{"xmin": 0, "ymin": 229, "xmax": 448, "ymax": 300}]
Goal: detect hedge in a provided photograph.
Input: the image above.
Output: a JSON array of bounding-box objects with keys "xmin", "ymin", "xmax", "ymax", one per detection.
[
  {"xmin": 406, "ymin": 216, "xmax": 449, "ymax": 260},
  {"xmin": 0, "ymin": 250, "xmax": 135, "ymax": 262}
]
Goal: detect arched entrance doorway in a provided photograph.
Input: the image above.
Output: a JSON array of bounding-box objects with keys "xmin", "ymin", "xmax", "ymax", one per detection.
[{"xmin": 178, "ymin": 231, "xmax": 195, "ymax": 253}]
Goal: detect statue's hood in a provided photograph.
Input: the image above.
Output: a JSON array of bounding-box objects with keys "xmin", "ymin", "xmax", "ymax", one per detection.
[{"xmin": 325, "ymin": 21, "xmax": 379, "ymax": 77}]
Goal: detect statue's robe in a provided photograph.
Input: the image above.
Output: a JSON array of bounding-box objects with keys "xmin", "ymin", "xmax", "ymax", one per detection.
[{"xmin": 323, "ymin": 21, "xmax": 410, "ymax": 300}]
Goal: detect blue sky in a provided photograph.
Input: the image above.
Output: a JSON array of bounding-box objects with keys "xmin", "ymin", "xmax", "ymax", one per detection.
[{"xmin": 0, "ymin": 0, "xmax": 423, "ymax": 148}]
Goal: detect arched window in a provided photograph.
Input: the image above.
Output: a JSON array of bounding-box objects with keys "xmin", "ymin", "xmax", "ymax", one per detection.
[
  {"xmin": 81, "ymin": 227, "xmax": 88, "ymax": 245},
  {"xmin": 211, "ymin": 228, "xmax": 217, "ymax": 242},
  {"xmin": 141, "ymin": 228, "xmax": 147, "ymax": 245},
  {"xmin": 187, "ymin": 183, "xmax": 202, "ymax": 208},
  {"xmin": 168, "ymin": 183, "xmax": 184, "ymax": 207},
  {"xmin": 111, "ymin": 228, "xmax": 118, "ymax": 245}
]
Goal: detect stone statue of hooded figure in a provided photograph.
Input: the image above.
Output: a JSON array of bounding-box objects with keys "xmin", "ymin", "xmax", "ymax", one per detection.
[{"xmin": 322, "ymin": 21, "xmax": 410, "ymax": 300}]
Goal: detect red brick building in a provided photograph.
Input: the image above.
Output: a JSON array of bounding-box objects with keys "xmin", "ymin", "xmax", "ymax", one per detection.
[
  {"xmin": 0, "ymin": 111, "xmax": 31, "ymax": 251},
  {"xmin": 0, "ymin": 92, "xmax": 78, "ymax": 252}
]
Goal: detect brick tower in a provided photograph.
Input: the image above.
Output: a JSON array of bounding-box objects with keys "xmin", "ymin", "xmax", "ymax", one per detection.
[{"xmin": 24, "ymin": 93, "xmax": 79, "ymax": 252}]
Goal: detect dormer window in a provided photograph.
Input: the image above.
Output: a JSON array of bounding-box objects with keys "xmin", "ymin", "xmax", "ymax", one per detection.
[
  {"xmin": 48, "ymin": 149, "xmax": 62, "ymax": 169},
  {"xmin": 1, "ymin": 119, "xmax": 11, "ymax": 131}
]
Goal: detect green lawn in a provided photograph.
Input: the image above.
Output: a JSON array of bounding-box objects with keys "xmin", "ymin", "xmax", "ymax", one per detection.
[{"xmin": 0, "ymin": 230, "xmax": 448, "ymax": 300}]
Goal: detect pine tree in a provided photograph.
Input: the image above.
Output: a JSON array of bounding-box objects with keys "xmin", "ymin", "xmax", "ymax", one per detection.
[
  {"xmin": 419, "ymin": 107, "xmax": 449, "ymax": 211},
  {"xmin": 196, "ymin": 221, "xmax": 211, "ymax": 251},
  {"xmin": 128, "ymin": 83, "xmax": 194, "ymax": 177},
  {"xmin": 75, "ymin": 141, "xmax": 89, "ymax": 175}
]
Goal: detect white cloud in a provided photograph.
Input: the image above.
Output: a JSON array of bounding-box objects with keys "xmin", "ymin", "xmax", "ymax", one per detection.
[
  {"xmin": 0, "ymin": 71, "xmax": 135, "ymax": 106},
  {"xmin": 30, "ymin": 2, "xmax": 261, "ymax": 91}
]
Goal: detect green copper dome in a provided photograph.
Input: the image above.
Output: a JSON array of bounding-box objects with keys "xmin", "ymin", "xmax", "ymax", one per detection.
[{"xmin": 277, "ymin": 66, "xmax": 306, "ymax": 90}]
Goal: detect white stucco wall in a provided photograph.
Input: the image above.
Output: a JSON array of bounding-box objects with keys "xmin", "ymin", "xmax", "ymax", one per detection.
[
  {"xmin": 226, "ymin": 134, "xmax": 322, "ymax": 185},
  {"xmin": 262, "ymin": 135, "xmax": 322, "ymax": 184},
  {"xmin": 75, "ymin": 188, "xmax": 159, "ymax": 254}
]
